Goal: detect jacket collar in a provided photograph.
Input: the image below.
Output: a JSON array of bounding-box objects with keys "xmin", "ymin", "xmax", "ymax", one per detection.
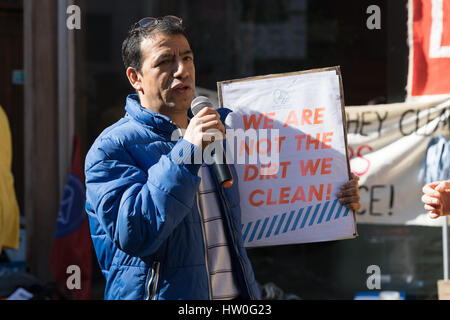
[{"xmin": 125, "ymin": 94, "xmax": 181, "ymax": 135}]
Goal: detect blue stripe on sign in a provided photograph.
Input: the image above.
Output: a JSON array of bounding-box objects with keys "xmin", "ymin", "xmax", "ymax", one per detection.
[
  {"xmin": 343, "ymin": 207, "xmax": 350, "ymax": 217},
  {"xmin": 265, "ymin": 215, "xmax": 279, "ymax": 238},
  {"xmin": 326, "ymin": 199, "xmax": 339, "ymax": 222},
  {"xmin": 274, "ymin": 213, "xmax": 287, "ymax": 236},
  {"xmin": 291, "ymin": 208, "xmax": 304, "ymax": 231},
  {"xmin": 335, "ymin": 204, "xmax": 344, "ymax": 219},
  {"xmin": 308, "ymin": 203, "xmax": 322, "ymax": 226},
  {"xmin": 245, "ymin": 201, "xmax": 348, "ymax": 243},
  {"xmin": 300, "ymin": 206, "xmax": 312, "ymax": 229},
  {"xmin": 317, "ymin": 201, "xmax": 330, "ymax": 224},
  {"xmin": 248, "ymin": 219, "xmax": 261, "ymax": 243},
  {"xmin": 242, "ymin": 222, "xmax": 252, "ymax": 242},
  {"xmin": 283, "ymin": 210, "xmax": 296, "ymax": 233},
  {"xmin": 257, "ymin": 217, "xmax": 270, "ymax": 241}
]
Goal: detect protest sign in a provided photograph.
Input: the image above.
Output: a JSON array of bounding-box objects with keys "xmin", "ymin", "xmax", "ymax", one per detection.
[
  {"xmin": 217, "ymin": 67, "xmax": 357, "ymax": 247},
  {"xmin": 346, "ymin": 98, "xmax": 450, "ymax": 226}
]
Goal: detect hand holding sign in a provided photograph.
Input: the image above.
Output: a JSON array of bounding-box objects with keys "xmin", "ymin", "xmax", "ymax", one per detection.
[{"xmin": 337, "ymin": 173, "xmax": 361, "ymax": 212}]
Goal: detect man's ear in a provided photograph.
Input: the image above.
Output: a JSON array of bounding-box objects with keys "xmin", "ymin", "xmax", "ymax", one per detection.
[{"xmin": 126, "ymin": 67, "xmax": 144, "ymax": 93}]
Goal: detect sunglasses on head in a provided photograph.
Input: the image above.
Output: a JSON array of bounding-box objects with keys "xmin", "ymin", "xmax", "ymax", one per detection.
[{"xmin": 134, "ymin": 15, "xmax": 183, "ymax": 29}]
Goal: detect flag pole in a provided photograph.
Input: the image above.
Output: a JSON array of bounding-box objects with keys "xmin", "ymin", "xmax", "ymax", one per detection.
[{"xmin": 444, "ymin": 216, "xmax": 448, "ymax": 281}]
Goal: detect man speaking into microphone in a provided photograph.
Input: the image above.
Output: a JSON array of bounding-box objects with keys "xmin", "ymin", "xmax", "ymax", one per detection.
[{"xmin": 84, "ymin": 16, "xmax": 361, "ymax": 300}]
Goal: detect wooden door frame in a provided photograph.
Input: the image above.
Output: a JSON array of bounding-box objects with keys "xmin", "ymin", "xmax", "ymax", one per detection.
[{"xmin": 23, "ymin": 0, "xmax": 60, "ymax": 282}]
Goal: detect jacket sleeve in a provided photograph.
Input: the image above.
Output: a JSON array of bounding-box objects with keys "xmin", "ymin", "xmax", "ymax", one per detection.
[{"xmin": 85, "ymin": 137, "xmax": 201, "ymax": 257}]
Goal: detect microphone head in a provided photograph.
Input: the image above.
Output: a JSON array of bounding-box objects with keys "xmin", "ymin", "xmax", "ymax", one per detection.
[{"xmin": 191, "ymin": 96, "xmax": 214, "ymax": 115}]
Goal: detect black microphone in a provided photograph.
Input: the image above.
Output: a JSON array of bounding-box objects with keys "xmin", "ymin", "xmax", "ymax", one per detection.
[{"xmin": 191, "ymin": 96, "xmax": 234, "ymax": 188}]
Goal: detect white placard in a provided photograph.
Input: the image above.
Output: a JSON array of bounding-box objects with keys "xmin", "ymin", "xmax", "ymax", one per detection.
[{"xmin": 218, "ymin": 67, "xmax": 357, "ymax": 247}]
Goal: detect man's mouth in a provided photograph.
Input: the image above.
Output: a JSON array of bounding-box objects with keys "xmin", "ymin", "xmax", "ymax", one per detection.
[{"xmin": 172, "ymin": 83, "xmax": 191, "ymax": 93}]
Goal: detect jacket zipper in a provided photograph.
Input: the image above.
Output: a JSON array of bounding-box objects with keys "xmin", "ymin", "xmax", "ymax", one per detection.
[
  {"xmin": 219, "ymin": 187, "xmax": 255, "ymax": 300},
  {"xmin": 196, "ymin": 192, "xmax": 213, "ymax": 300},
  {"xmin": 145, "ymin": 261, "xmax": 160, "ymax": 300}
]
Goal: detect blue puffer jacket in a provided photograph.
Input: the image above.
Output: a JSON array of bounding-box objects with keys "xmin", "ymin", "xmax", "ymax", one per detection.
[{"xmin": 85, "ymin": 94, "xmax": 260, "ymax": 300}]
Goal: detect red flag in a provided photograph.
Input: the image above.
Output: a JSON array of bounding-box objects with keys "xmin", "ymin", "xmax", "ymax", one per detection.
[
  {"xmin": 50, "ymin": 134, "xmax": 92, "ymax": 300},
  {"xmin": 408, "ymin": 0, "xmax": 450, "ymax": 98}
]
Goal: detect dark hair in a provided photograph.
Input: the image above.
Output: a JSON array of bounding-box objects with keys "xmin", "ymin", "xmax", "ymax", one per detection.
[{"xmin": 121, "ymin": 19, "xmax": 189, "ymax": 72}]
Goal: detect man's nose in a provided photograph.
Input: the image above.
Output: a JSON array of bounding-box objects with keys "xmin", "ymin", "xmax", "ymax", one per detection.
[{"xmin": 173, "ymin": 57, "xmax": 188, "ymax": 79}]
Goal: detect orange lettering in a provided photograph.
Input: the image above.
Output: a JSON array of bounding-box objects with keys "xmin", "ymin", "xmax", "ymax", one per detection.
[
  {"xmin": 322, "ymin": 132, "xmax": 333, "ymax": 149},
  {"xmin": 257, "ymin": 139, "xmax": 271, "ymax": 155},
  {"xmin": 321, "ymin": 158, "xmax": 332, "ymax": 175},
  {"xmin": 261, "ymin": 164, "xmax": 279, "ymax": 179},
  {"xmin": 263, "ymin": 112, "xmax": 275, "ymax": 129},
  {"xmin": 249, "ymin": 189, "xmax": 264, "ymax": 207},
  {"xmin": 301, "ymin": 109, "xmax": 313, "ymax": 125},
  {"xmin": 244, "ymin": 165, "xmax": 258, "ymax": 181},
  {"xmin": 243, "ymin": 114, "xmax": 263, "ymax": 130},
  {"xmin": 274, "ymin": 136, "xmax": 286, "ymax": 153},
  {"xmin": 306, "ymin": 133, "xmax": 321, "ymax": 150},
  {"xmin": 291, "ymin": 186, "xmax": 306, "ymax": 203},
  {"xmin": 279, "ymin": 187, "xmax": 291, "ymax": 204},
  {"xmin": 283, "ymin": 110, "xmax": 298, "ymax": 127},
  {"xmin": 300, "ymin": 159, "xmax": 321, "ymax": 176},
  {"xmin": 266, "ymin": 189, "xmax": 277, "ymax": 205},
  {"xmin": 279, "ymin": 161, "xmax": 291, "ymax": 178},
  {"xmin": 239, "ymin": 139, "xmax": 255, "ymax": 156},
  {"xmin": 295, "ymin": 135, "xmax": 306, "ymax": 151},
  {"xmin": 314, "ymin": 108, "xmax": 325, "ymax": 124},
  {"xmin": 309, "ymin": 184, "xmax": 324, "ymax": 202}
]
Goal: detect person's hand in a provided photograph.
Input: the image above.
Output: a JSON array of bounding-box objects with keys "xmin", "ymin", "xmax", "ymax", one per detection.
[
  {"xmin": 336, "ymin": 173, "xmax": 361, "ymax": 211},
  {"xmin": 184, "ymin": 107, "xmax": 226, "ymax": 150},
  {"xmin": 422, "ymin": 180, "xmax": 450, "ymax": 219}
]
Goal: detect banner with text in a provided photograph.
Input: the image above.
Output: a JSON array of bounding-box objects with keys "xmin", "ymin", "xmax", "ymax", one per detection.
[
  {"xmin": 346, "ymin": 98, "xmax": 450, "ymax": 226},
  {"xmin": 218, "ymin": 67, "xmax": 357, "ymax": 247}
]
